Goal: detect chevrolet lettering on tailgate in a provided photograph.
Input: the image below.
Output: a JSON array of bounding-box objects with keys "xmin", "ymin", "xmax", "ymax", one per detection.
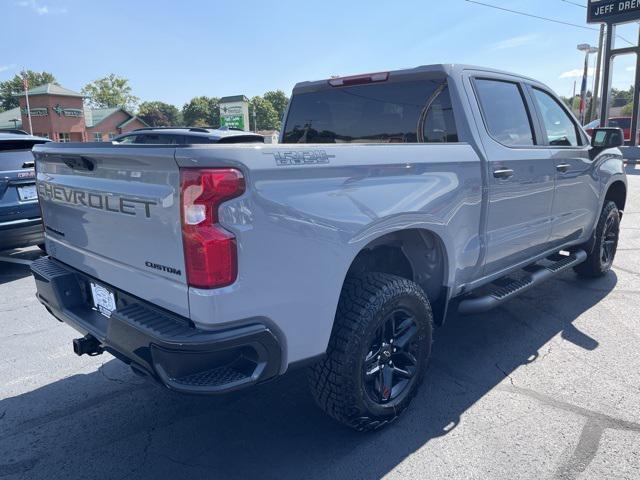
[{"xmin": 37, "ymin": 182, "xmax": 157, "ymax": 218}]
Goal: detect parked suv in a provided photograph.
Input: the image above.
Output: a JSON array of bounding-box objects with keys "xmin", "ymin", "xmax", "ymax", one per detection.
[
  {"xmin": 113, "ymin": 127, "xmax": 264, "ymax": 145},
  {"xmin": 0, "ymin": 132, "xmax": 50, "ymax": 251}
]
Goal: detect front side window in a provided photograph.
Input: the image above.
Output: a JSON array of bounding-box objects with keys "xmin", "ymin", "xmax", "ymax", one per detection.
[
  {"xmin": 532, "ymin": 88, "xmax": 579, "ymax": 147},
  {"xmin": 283, "ymin": 78, "xmax": 447, "ymax": 144},
  {"xmin": 475, "ymin": 79, "xmax": 535, "ymax": 147}
]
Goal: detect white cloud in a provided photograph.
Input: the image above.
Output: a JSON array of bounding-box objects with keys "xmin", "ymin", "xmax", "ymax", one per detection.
[
  {"xmin": 16, "ymin": 0, "xmax": 65, "ymax": 15},
  {"xmin": 627, "ymin": 66, "xmax": 636, "ymax": 72},
  {"xmin": 0, "ymin": 64, "xmax": 16, "ymax": 74},
  {"xmin": 559, "ymin": 68, "xmax": 596, "ymax": 79},
  {"xmin": 491, "ymin": 34, "xmax": 539, "ymax": 50}
]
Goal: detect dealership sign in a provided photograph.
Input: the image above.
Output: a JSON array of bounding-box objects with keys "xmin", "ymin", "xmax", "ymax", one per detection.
[
  {"xmin": 588, "ymin": 0, "xmax": 640, "ymax": 23},
  {"xmin": 220, "ymin": 105, "xmax": 245, "ymax": 129},
  {"xmin": 52, "ymin": 104, "xmax": 83, "ymax": 117},
  {"xmin": 21, "ymin": 107, "xmax": 48, "ymax": 117},
  {"xmin": 219, "ymin": 96, "xmax": 249, "ymax": 131}
]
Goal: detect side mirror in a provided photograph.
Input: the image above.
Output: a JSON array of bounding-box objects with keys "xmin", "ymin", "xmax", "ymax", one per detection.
[{"xmin": 591, "ymin": 127, "xmax": 624, "ymax": 149}]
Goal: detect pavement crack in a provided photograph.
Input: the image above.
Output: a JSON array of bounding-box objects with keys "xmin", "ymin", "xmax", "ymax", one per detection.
[
  {"xmin": 494, "ymin": 362, "xmax": 515, "ymax": 386},
  {"xmin": 540, "ymin": 343, "xmax": 553, "ymax": 362},
  {"xmin": 98, "ymin": 362, "xmax": 127, "ymax": 384}
]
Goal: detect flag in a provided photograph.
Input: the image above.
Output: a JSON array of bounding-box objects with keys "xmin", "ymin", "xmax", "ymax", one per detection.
[{"xmin": 579, "ymin": 55, "xmax": 589, "ymax": 120}]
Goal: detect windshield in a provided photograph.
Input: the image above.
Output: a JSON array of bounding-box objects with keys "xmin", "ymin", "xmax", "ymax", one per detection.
[
  {"xmin": 609, "ymin": 118, "xmax": 631, "ymax": 129},
  {"xmin": 283, "ymin": 78, "xmax": 450, "ymax": 144},
  {"xmin": 0, "ymin": 148, "xmax": 38, "ymax": 171}
]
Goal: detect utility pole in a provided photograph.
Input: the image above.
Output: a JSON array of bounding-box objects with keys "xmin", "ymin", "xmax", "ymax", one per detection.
[
  {"xmin": 22, "ymin": 71, "xmax": 33, "ymax": 135},
  {"xmin": 589, "ymin": 24, "xmax": 606, "ymax": 124}
]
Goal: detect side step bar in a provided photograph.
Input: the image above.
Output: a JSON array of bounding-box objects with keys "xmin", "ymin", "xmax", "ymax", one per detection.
[{"xmin": 458, "ymin": 250, "xmax": 587, "ymax": 315}]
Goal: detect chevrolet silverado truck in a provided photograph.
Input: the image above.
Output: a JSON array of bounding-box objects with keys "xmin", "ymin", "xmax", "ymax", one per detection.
[{"xmin": 30, "ymin": 65, "xmax": 626, "ymax": 431}]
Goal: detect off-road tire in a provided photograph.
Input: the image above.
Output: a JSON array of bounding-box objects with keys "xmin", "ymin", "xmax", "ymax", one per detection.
[
  {"xmin": 574, "ymin": 201, "xmax": 620, "ymax": 277},
  {"xmin": 308, "ymin": 273, "xmax": 433, "ymax": 431}
]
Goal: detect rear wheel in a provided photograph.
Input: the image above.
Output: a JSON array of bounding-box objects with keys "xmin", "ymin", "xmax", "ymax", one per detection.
[
  {"xmin": 574, "ymin": 201, "xmax": 620, "ymax": 277},
  {"xmin": 309, "ymin": 273, "xmax": 433, "ymax": 431}
]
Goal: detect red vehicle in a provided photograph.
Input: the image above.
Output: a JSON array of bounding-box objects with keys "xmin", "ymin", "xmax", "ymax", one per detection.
[{"xmin": 585, "ymin": 117, "xmax": 638, "ymax": 142}]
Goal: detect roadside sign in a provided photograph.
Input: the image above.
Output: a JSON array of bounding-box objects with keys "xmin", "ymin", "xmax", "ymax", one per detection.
[
  {"xmin": 587, "ymin": 0, "xmax": 640, "ymax": 24},
  {"xmin": 219, "ymin": 95, "xmax": 250, "ymax": 132}
]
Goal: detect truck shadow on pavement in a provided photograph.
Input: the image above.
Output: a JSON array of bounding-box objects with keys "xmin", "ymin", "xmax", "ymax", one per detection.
[{"xmin": 0, "ymin": 269, "xmax": 620, "ymax": 480}]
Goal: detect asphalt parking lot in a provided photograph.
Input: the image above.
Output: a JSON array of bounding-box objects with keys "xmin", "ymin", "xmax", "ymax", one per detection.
[{"xmin": 1, "ymin": 166, "xmax": 639, "ymax": 480}]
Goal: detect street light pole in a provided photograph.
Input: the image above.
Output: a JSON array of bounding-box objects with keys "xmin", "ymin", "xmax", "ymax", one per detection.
[{"xmin": 589, "ymin": 25, "xmax": 606, "ymax": 124}]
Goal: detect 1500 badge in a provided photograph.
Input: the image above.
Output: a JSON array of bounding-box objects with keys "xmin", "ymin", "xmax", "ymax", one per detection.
[{"xmin": 266, "ymin": 150, "xmax": 335, "ymax": 166}]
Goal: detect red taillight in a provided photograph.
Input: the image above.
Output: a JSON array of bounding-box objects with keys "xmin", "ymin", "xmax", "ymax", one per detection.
[
  {"xmin": 180, "ymin": 168, "xmax": 245, "ymax": 289},
  {"xmin": 328, "ymin": 72, "xmax": 389, "ymax": 87}
]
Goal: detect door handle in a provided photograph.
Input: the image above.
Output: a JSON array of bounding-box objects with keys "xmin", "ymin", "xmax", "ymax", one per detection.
[
  {"xmin": 493, "ymin": 168, "xmax": 514, "ymax": 179},
  {"xmin": 556, "ymin": 163, "xmax": 571, "ymax": 173}
]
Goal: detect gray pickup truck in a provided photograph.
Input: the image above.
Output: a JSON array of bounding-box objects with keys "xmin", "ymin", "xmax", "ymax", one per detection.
[{"xmin": 31, "ymin": 64, "xmax": 626, "ymax": 431}]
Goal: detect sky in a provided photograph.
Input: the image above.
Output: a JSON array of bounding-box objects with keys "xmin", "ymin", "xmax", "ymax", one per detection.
[{"xmin": 0, "ymin": 0, "xmax": 638, "ymax": 108}]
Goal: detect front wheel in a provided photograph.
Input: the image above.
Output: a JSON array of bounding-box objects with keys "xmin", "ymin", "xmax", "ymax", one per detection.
[
  {"xmin": 308, "ymin": 273, "xmax": 433, "ymax": 431},
  {"xmin": 574, "ymin": 201, "xmax": 620, "ymax": 277}
]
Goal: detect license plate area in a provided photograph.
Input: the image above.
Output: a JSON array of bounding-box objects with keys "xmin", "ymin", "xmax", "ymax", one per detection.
[
  {"xmin": 17, "ymin": 184, "xmax": 37, "ymax": 201},
  {"xmin": 90, "ymin": 282, "xmax": 117, "ymax": 318}
]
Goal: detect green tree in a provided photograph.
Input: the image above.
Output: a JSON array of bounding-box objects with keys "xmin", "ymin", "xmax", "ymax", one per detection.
[
  {"xmin": 622, "ymin": 102, "xmax": 635, "ymax": 116},
  {"xmin": 138, "ymin": 101, "xmax": 181, "ymax": 127},
  {"xmin": 263, "ymin": 90, "xmax": 289, "ymax": 123},
  {"xmin": 182, "ymin": 96, "xmax": 220, "ymax": 127},
  {"xmin": 249, "ymin": 96, "xmax": 280, "ymax": 131},
  {"xmin": 81, "ymin": 74, "xmax": 139, "ymax": 111},
  {"xmin": 0, "ymin": 70, "xmax": 57, "ymax": 110}
]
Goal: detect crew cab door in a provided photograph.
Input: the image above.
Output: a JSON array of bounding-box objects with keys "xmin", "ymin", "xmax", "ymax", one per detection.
[
  {"xmin": 526, "ymin": 86, "xmax": 600, "ymax": 246},
  {"xmin": 470, "ymin": 76, "xmax": 556, "ymax": 276}
]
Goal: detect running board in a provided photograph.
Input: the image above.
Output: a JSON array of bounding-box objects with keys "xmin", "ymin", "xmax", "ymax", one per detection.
[{"xmin": 458, "ymin": 250, "xmax": 587, "ymax": 315}]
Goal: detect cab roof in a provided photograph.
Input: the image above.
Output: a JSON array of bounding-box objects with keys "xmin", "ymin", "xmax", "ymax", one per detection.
[{"xmin": 292, "ymin": 63, "xmax": 542, "ymax": 93}]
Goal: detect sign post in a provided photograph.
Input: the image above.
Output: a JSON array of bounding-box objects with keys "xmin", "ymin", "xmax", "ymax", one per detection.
[{"xmin": 587, "ymin": 0, "xmax": 640, "ymax": 146}]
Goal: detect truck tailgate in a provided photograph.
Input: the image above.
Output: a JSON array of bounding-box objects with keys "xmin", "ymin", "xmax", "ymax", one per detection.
[{"xmin": 33, "ymin": 143, "xmax": 189, "ymax": 317}]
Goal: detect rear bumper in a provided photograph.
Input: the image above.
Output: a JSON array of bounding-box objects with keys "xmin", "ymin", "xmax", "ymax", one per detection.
[
  {"xmin": 31, "ymin": 256, "xmax": 282, "ymax": 394},
  {"xmin": 0, "ymin": 218, "xmax": 43, "ymax": 251}
]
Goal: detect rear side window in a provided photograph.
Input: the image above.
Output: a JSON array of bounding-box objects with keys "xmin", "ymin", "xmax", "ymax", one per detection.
[
  {"xmin": 474, "ymin": 79, "xmax": 535, "ymax": 147},
  {"xmin": 283, "ymin": 79, "xmax": 453, "ymax": 144},
  {"xmin": 420, "ymin": 85, "xmax": 458, "ymax": 143},
  {"xmin": 531, "ymin": 88, "xmax": 579, "ymax": 147},
  {"xmin": 185, "ymin": 136, "xmax": 215, "ymax": 144},
  {"xmin": 134, "ymin": 134, "xmax": 182, "ymax": 144}
]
